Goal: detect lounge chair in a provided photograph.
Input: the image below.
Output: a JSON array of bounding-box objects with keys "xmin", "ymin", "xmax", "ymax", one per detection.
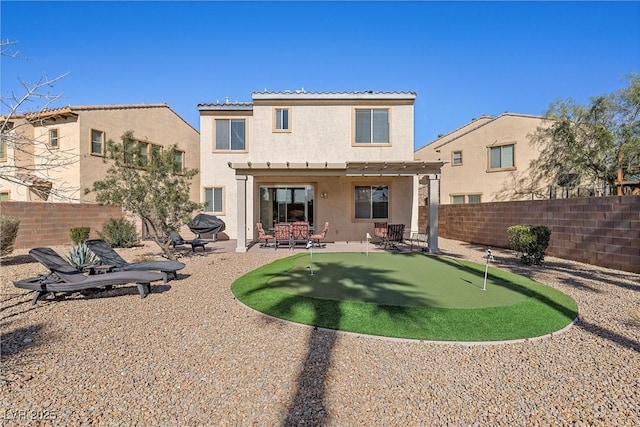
[
  {"xmin": 85, "ymin": 239, "xmax": 185, "ymax": 282},
  {"xmin": 169, "ymin": 231, "xmax": 209, "ymax": 252},
  {"xmin": 310, "ymin": 222, "xmax": 329, "ymax": 248},
  {"xmin": 13, "ymin": 247, "xmax": 165, "ymax": 305},
  {"xmin": 256, "ymin": 223, "xmax": 274, "ymax": 247}
]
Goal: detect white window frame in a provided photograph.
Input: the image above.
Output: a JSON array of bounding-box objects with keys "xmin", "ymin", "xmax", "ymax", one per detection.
[
  {"xmin": 49, "ymin": 128, "xmax": 59, "ymax": 149},
  {"xmin": 488, "ymin": 143, "xmax": 515, "ymax": 171},
  {"xmin": 450, "ymin": 194, "xmax": 482, "ymax": 204},
  {"xmin": 273, "ymin": 107, "xmax": 291, "ymax": 132},
  {"xmin": 215, "ymin": 119, "xmax": 247, "ymax": 151},
  {"xmin": 354, "ymin": 108, "xmax": 390, "ymax": 145},
  {"xmin": 204, "ymin": 187, "xmax": 224, "ymax": 214},
  {"xmin": 173, "ymin": 149, "xmax": 184, "ymax": 173},
  {"xmin": 452, "ymin": 150, "xmax": 463, "ymax": 166},
  {"xmin": 91, "ymin": 129, "xmax": 105, "ymax": 155},
  {"xmin": 354, "ymin": 185, "xmax": 389, "ymax": 220}
]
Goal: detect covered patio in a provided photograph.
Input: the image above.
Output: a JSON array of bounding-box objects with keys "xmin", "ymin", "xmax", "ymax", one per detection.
[{"xmin": 228, "ymin": 160, "xmax": 443, "ymax": 254}]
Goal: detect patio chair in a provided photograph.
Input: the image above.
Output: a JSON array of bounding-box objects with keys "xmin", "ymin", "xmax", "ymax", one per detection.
[
  {"xmin": 85, "ymin": 239, "xmax": 185, "ymax": 283},
  {"xmin": 169, "ymin": 231, "xmax": 209, "ymax": 252},
  {"xmin": 374, "ymin": 222, "xmax": 388, "ymax": 245},
  {"xmin": 13, "ymin": 247, "xmax": 165, "ymax": 305},
  {"xmin": 310, "ymin": 222, "xmax": 329, "ymax": 248},
  {"xmin": 384, "ymin": 224, "xmax": 406, "ymax": 251},
  {"xmin": 273, "ymin": 223, "xmax": 292, "ymax": 250},
  {"xmin": 290, "ymin": 221, "xmax": 310, "ymax": 249},
  {"xmin": 256, "ymin": 223, "xmax": 274, "ymax": 248}
]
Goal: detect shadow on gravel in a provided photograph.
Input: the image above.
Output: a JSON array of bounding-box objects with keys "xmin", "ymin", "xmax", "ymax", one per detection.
[
  {"xmin": 461, "ymin": 243, "xmax": 640, "ymax": 293},
  {"xmin": 283, "ymin": 318, "xmax": 337, "ymax": 427},
  {"xmin": 0, "ymin": 323, "xmax": 44, "ymax": 360},
  {"xmin": 577, "ymin": 319, "xmax": 640, "ymax": 352},
  {"xmin": 266, "ymin": 260, "xmax": 426, "ymax": 426},
  {"xmin": 0, "ymin": 254, "xmax": 38, "ymax": 266}
]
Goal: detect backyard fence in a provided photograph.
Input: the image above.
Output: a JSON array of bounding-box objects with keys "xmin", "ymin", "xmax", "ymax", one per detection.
[
  {"xmin": 423, "ymin": 196, "xmax": 639, "ymax": 274},
  {"xmin": 1, "ymin": 201, "xmax": 124, "ymax": 250}
]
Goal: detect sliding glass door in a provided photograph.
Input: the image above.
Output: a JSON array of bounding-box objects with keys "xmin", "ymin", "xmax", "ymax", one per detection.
[{"xmin": 259, "ymin": 186, "xmax": 314, "ymax": 228}]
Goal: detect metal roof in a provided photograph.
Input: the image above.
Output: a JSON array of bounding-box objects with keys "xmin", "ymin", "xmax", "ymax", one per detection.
[{"xmin": 251, "ymin": 90, "xmax": 417, "ymax": 100}]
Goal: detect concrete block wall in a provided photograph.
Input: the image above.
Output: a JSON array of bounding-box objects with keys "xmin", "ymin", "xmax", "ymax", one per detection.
[
  {"xmin": 1, "ymin": 202, "xmax": 124, "ymax": 250},
  {"xmin": 434, "ymin": 196, "xmax": 639, "ymax": 273}
]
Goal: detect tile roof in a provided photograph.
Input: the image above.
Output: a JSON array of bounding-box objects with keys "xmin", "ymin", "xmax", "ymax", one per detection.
[
  {"xmin": 419, "ymin": 112, "xmax": 546, "ymax": 150},
  {"xmin": 15, "ymin": 103, "xmax": 197, "ymax": 133}
]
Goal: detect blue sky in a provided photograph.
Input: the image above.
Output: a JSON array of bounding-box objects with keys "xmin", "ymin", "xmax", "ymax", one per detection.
[{"xmin": 1, "ymin": 1, "xmax": 639, "ymax": 149}]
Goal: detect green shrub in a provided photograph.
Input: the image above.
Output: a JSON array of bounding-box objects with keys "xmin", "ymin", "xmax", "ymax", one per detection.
[
  {"xmin": 99, "ymin": 217, "xmax": 139, "ymax": 248},
  {"xmin": 0, "ymin": 215, "xmax": 20, "ymax": 257},
  {"xmin": 507, "ymin": 224, "xmax": 551, "ymax": 265},
  {"xmin": 70, "ymin": 226, "xmax": 90, "ymax": 245},
  {"xmin": 64, "ymin": 243, "xmax": 98, "ymax": 269}
]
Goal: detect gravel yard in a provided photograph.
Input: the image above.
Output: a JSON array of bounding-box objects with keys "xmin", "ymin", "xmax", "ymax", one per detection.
[{"xmin": 1, "ymin": 238, "xmax": 639, "ymax": 426}]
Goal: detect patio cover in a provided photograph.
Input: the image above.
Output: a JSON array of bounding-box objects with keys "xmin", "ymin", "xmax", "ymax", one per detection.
[
  {"xmin": 228, "ymin": 160, "xmax": 442, "ymax": 177},
  {"xmin": 228, "ymin": 160, "xmax": 444, "ymax": 253}
]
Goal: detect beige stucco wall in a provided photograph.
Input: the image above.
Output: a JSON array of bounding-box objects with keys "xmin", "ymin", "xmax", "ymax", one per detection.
[
  {"xmin": 76, "ymin": 106, "xmax": 200, "ymax": 203},
  {"xmin": 200, "ymin": 97, "xmax": 417, "ymax": 241},
  {"xmin": 4, "ymin": 106, "xmax": 200, "ymax": 204},
  {"xmin": 34, "ymin": 118, "xmax": 82, "ymax": 202},
  {"xmin": 415, "ymin": 114, "xmax": 548, "ymax": 204},
  {"xmin": 248, "ymin": 175, "xmax": 415, "ymax": 243}
]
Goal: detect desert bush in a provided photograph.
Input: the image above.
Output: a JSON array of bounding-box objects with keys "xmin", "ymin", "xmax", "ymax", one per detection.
[
  {"xmin": 70, "ymin": 226, "xmax": 90, "ymax": 245},
  {"xmin": 0, "ymin": 215, "xmax": 20, "ymax": 256},
  {"xmin": 64, "ymin": 243, "xmax": 98, "ymax": 269},
  {"xmin": 507, "ymin": 224, "xmax": 551, "ymax": 265},
  {"xmin": 99, "ymin": 218, "xmax": 139, "ymax": 248}
]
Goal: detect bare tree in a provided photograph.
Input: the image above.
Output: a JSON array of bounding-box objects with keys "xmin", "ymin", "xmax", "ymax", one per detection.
[{"xmin": 0, "ymin": 39, "xmax": 77, "ymax": 200}]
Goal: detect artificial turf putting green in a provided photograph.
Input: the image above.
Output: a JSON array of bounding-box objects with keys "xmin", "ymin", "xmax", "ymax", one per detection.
[{"xmin": 231, "ymin": 252, "xmax": 578, "ymax": 342}]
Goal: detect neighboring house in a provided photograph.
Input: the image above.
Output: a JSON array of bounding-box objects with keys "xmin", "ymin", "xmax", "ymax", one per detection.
[
  {"xmin": 198, "ymin": 90, "xmax": 443, "ymax": 252},
  {"xmin": 414, "ymin": 113, "xmax": 549, "ymax": 205},
  {"xmin": 0, "ymin": 104, "xmax": 200, "ymax": 203}
]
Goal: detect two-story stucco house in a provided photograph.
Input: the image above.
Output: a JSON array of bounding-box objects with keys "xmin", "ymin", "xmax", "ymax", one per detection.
[
  {"xmin": 0, "ymin": 104, "xmax": 200, "ymax": 204},
  {"xmin": 198, "ymin": 90, "xmax": 443, "ymax": 253},
  {"xmin": 414, "ymin": 113, "xmax": 549, "ymax": 205}
]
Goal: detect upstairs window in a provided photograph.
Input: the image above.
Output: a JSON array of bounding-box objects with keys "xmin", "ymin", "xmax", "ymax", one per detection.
[
  {"xmin": 488, "ymin": 144, "xmax": 515, "ymax": 170},
  {"xmin": 274, "ymin": 108, "xmax": 291, "ymax": 132},
  {"xmin": 215, "ymin": 119, "xmax": 246, "ymax": 150},
  {"xmin": 123, "ymin": 139, "xmax": 161, "ymax": 169},
  {"xmin": 0, "ymin": 191, "xmax": 9, "ymax": 201},
  {"xmin": 91, "ymin": 129, "xmax": 105, "ymax": 155},
  {"xmin": 173, "ymin": 150, "xmax": 184, "ymax": 172},
  {"xmin": 355, "ymin": 108, "xmax": 389, "ymax": 144},
  {"xmin": 355, "ymin": 185, "xmax": 389, "ymax": 219},
  {"xmin": 138, "ymin": 142, "xmax": 149, "ymax": 166},
  {"xmin": 49, "ymin": 129, "xmax": 59, "ymax": 149},
  {"xmin": 452, "ymin": 151, "xmax": 463, "ymax": 166}
]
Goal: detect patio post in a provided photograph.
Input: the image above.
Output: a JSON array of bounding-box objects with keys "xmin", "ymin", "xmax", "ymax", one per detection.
[
  {"xmin": 428, "ymin": 174, "xmax": 440, "ymax": 254},
  {"xmin": 236, "ymin": 175, "xmax": 248, "ymax": 253}
]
